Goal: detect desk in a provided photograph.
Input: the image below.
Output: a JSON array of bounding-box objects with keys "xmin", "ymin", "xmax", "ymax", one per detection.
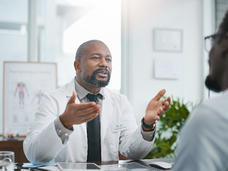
[
  {"xmin": 0, "ymin": 137, "xmax": 172, "ymax": 170},
  {"xmin": 17, "ymin": 159, "xmax": 173, "ymax": 171},
  {"xmin": 0, "ymin": 138, "xmax": 28, "ymax": 163},
  {"xmin": 100, "ymin": 159, "xmax": 173, "ymax": 171},
  {"xmin": 0, "ymin": 138, "xmax": 127, "ymax": 163}
]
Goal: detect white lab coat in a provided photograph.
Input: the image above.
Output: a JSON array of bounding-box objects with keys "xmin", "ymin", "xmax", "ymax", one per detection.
[{"xmin": 23, "ymin": 80, "xmax": 154, "ymax": 163}]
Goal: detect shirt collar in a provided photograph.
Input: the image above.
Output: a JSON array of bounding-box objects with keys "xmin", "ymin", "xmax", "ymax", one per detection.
[{"xmin": 74, "ymin": 77, "xmax": 104, "ymax": 101}]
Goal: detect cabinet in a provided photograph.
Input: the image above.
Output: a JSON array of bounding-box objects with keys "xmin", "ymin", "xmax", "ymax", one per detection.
[
  {"xmin": 0, "ymin": 138, "xmax": 128, "ymax": 162},
  {"xmin": 0, "ymin": 138, "xmax": 28, "ymax": 163}
]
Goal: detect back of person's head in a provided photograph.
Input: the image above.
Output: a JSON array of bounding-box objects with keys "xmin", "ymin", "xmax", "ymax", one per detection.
[
  {"xmin": 218, "ymin": 10, "xmax": 228, "ymax": 58},
  {"xmin": 205, "ymin": 10, "xmax": 228, "ymax": 92},
  {"xmin": 219, "ymin": 10, "xmax": 228, "ymax": 36}
]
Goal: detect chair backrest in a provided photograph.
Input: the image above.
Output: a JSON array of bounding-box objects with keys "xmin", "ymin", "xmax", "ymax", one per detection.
[{"xmin": 119, "ymin": 152, "xmax": 130, "ymax": 160}]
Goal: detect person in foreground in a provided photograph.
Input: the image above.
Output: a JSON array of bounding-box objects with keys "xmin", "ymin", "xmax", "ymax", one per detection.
[
  {"xmin": 23, "ymin": 40, "xmax": 170, "ymax": 163},
  {"xmin": 173, "ymin": 10, "xmax": 228, "ymax": 171}
]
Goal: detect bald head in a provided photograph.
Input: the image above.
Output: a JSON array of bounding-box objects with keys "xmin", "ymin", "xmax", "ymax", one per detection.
[{"xmin": 75, "ymin": 40, "xmax": 108, "ymax": 61}]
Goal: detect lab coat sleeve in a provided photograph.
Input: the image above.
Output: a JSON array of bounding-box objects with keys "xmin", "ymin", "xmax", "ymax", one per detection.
[
  {"xmin": 119, "ymin": 95, "xmax": 154, "ymax": 159},
  {"xmin": 23, "ymin": 92, "xmax": 66, "ymax": 163}
]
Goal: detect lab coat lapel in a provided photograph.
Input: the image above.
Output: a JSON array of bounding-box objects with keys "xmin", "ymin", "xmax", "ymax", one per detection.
[
  {"xmin": 65, "ymin": 79, "xmax": 80, "ymax": 104},
  {"xmin": 100, "ymin": 89, "xmax": 113, "ymax": 143},
  {"xmin": 65, "ymin": 79, "xmax": 75, "ymax": 98}
]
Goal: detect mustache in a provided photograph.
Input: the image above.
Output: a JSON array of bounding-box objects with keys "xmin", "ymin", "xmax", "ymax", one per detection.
[
  {"xmin": 93, "ymin": 67, "xmax": 110, "ymax": 74},
  {"xmin": 205, "ymin": 75, "xmax": 222, "ymax": 92}
]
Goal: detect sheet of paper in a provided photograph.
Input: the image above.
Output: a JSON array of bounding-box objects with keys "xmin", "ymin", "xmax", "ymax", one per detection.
[
  {"xmin": 149, "ymin": 161, "xmax": 173, "ymax": 169},
  {"xmin": 154, "ymin": 57, "xmax": 180, "ymax": 80}
]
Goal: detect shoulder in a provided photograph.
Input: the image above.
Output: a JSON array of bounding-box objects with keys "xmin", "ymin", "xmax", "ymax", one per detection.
[
  {"xmin": 188, "ymin": 91, "xmax": 228, "ymax": 125},
  {"xmin": 185, "ymin": 92, "xmax": 228, "ymax": 130},
  {"xmin": 182, "ymin": 102, "xmax": 219, "ymax": 137},
  {"xmin": 45, "ymin": 80, "xmax": 74, "ymax": 98},
  {"xmin": 41, "ymin": 80, "xmax": 74, "ymax": 104},
  {"xmin": 202, "ymin": 91, "xmax": 228, "ymax": 116},
  {"xmin": 176, "ymin": 93, "xmax": 228, "ymax": 153},
  {"xmin": 175, "ymin": 100, "xmax": 221, "ymax": 152}
]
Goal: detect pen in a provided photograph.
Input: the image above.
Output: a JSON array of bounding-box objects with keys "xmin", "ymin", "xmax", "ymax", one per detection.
[{"xmin": 56, "ymin": 163, "xmax": 63, "ymax": 171}]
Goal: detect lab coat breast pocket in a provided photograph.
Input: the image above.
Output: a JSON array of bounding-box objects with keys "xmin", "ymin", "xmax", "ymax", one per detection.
[
  {"xmin": 102, "ymin": 123, "xmax": 121, "ymax": 160},
  {"xmin": 110, "ymin": 124, "xmax": 123, "ymax": 150}
]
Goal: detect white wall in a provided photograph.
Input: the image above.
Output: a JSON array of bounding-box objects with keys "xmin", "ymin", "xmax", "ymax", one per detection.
[{"xmin": 122, "ymin": 0, "xmax": 204, "ymax": 122}]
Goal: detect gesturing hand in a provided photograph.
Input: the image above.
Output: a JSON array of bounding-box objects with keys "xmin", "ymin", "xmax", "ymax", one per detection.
[
  {"xmin": 144, "ymin": 89, "xmax": 170, "ymax": 126},
  {"xmin": 59, "ymin": 91, "xmax": 101, "ymax": 129}
]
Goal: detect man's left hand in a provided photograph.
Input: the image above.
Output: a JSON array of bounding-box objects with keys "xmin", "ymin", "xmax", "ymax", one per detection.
[{"xmin": 144, "ymin": 89, "xmax": 170, "ymax": 127}]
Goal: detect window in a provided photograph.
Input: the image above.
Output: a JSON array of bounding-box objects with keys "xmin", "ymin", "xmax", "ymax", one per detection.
[{"xmin": 38, "ymin": 0, "xmax": 121, "ymax": 89}]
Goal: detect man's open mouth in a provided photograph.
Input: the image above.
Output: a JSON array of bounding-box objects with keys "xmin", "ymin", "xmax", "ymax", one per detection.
[{"xmin": 97, "ymin": 70, "xmax": 108, "ymax": 78}]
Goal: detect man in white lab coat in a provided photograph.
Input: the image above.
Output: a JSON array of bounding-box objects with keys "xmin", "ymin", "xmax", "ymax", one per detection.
[
  {"xmin": 173, "ymin": 10, "xmax": 228, "ymax": 171},
  {"xmin": 23, "ymin": 40, "xmax": 170, "ymax": 163}
]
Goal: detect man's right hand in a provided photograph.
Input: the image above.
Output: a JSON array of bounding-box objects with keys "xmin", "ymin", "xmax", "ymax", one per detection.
[{"xmin": 59, "ymin": 91, "xmax": 101, "ymax": 129}]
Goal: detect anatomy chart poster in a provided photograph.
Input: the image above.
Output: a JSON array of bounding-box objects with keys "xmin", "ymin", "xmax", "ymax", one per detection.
[{"xmin": 3, "ymin": 62, "xmax": 57, "ymax": 136}]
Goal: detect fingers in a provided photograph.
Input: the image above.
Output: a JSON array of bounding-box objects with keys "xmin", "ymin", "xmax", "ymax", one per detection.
[
  {"xmin": 166, "ymin": 96, "xmax": 171, "ymax": 103},
  {"xmin": 145, "ymin": 95, "xmax": 170, "ymax": 123},
  {"xmin": 158, "ymin": 106, "xmax": 165, "ymax": 116},
  {"xmin": 163, "ymin": 103, "xmax": 170, "ymax": 111},
  {"xmin": 84, "ymin": 112, "xmax": 99, "ymax": 122},
  {"xmin": 73, "ymin": 102, "xmax": 98, "ymax": 111},
  {"xmin": 163, "ymin": 97, "xmax": 171, "ymax": 111},
  {"xmin": 155, "ymin": 115, "xmax": 160, "ymax": 120},
  {"xmin": 80, "ymin": 105, "xmax": 101, "ymax": 123},
  {"xmin": 153, "ymin": 89, "xmax": 166, "ymax": 101},
  {"xmin": 71, "ymin": 102, "xmax": 101, "ymax": 118},
  {"xmin": 67, "ymin": 91, "xmax": 77, "ymax": 104},
  {"xmin": 78, "ymin": 104, "xmax": 101, "ymax": 116},
  {"xmin": 155, "ymin": 97, "xmax": 170, "ymax": 118}
]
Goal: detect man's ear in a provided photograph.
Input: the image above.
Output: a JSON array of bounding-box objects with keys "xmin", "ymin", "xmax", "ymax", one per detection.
[
  {"xmin": 221, "ymin": 36, "xmax": 228, "ymax": 58},
  {"xmin": 74, "ymin": 61, "xmax": 80, "ymax": 73}
]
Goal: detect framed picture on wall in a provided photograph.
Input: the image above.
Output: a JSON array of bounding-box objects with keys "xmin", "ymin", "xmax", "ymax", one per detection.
[
  {"xmin": 153, "ymin": 28, "xmax": 183, "ymax": 52},
  {"xmin": 2, "ymin": 62, "xmax": 57, "ymax": 137}
]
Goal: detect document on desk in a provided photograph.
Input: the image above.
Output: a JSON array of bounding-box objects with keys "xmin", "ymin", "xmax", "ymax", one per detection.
[
  {"xmin": 100, "ymin": 162, "xmax": 148, "ymax": 170},
  {"xmin": 23, "ymin": 163, "xmax": 100, "ymax": 171},
  {"xmin": 57, "ymin": 162, "xmax": 100, "ymax": 170},
  {"xmin": 148, "ymin": 161, "xmax": 173, "ymax": 170},
  {"xmin": 20, "ymin": 162, "xmax": 60, "ymax": 171},
  {"xmin": 22, "ymin": 162, "xmax": 57, "ymax": 168}
]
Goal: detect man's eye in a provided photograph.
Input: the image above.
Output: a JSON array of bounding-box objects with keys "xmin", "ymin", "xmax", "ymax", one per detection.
[
  {"xmin": 91, "ymin": 56, "xmax": 100, "ymax": 60},
  {"xmin": 106, "ymin": 58, "xmax": 112, "ymax": 62}
]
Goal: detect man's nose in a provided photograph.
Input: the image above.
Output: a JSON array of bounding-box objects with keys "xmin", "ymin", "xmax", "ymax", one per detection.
[{"xmin": 99, "ymin": 57, "xmax": 108, "ymax": 67}]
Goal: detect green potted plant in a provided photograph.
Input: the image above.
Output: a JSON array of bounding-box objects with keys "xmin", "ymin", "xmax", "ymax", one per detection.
[{"xmin": 145, "ymin": 97, "xmax": 192, "ymax": 159}]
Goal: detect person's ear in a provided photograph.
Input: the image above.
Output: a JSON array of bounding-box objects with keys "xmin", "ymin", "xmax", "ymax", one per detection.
[
  {"xmin": 74, "ymin": 61, "xmax": 80, "ymax": 73},
  {"xmin": 221, "ymin": 36, "xmax": 228, "ymax": 58}
]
